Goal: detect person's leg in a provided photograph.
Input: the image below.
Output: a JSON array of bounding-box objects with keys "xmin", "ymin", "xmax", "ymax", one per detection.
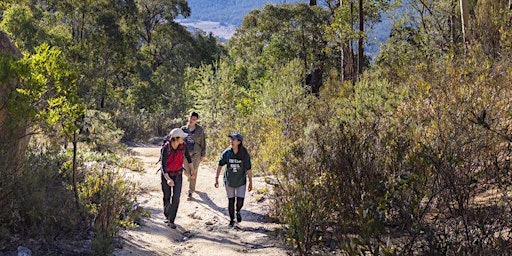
[
  {"xmin": 188, "ymin": 155, "xmax": 201, "ymax": 196},
  {"xmin": 235, "ymin": 185, "xmax": 246, "ymax": 223},
  {"xmin": 167, "ymin": 174, "xmax": 183, "ymax": 228},
  {"xmin": 228, "ymin": 198, "xmax": 235, "ymax": 226},
  {"xmin": 225, "ymin": 185, "xmax": 236, "ymax": 226},
  {"xmin": 235, "ymin": 197, "xmax": 244, "ymax": 222},
  {"xmin": 183, "ymin": 160, "xmax": 192, "ymax": 178},
  {"xmin": 161, "ymin": 174, "xmax": 171, "ymax": 219}
]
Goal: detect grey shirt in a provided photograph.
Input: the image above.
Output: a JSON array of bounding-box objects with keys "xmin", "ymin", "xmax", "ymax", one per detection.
[{"xmin": 181, "ymin": 124, "xmax": 206, "ymax": 157}]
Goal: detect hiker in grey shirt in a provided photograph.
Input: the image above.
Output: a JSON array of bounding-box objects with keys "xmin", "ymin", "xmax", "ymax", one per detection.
[{"xmin": 181, "ymin": 111, "xmax": 206, "ymax": 198}]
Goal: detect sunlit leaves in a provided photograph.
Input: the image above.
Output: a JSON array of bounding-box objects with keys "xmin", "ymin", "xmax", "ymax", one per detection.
[
  {"xmin": 14, "ymin": 43, "xmax": 84, "ymax": 137},
  {"xmin": 0, "ymin": 4, "xmax": 44, "ymax": 52},
  {"xmin": 229, "ymin": 3, "xmax": 329, "ymax": 76}
]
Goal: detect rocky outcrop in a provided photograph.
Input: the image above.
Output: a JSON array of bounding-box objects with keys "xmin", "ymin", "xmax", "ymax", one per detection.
[{"xmin": 0, "ymin": 31, "xmax": 28, "ymax": 174}]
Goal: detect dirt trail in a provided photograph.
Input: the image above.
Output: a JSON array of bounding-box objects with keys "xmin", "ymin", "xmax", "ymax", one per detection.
[{"xmin": 113, "ymin": 146, "xmax": 290, "ymax": 256}]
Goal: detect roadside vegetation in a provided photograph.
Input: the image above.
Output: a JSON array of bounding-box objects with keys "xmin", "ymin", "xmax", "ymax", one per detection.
[{"xmin": 1, "ymin": 0, "xmax": 511, "ymax": 255}]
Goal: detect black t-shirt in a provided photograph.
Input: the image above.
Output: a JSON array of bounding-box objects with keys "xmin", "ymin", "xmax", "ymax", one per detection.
[{"xmin": 218, "ymin": 147, "xmax": 252, "ymax": 187}]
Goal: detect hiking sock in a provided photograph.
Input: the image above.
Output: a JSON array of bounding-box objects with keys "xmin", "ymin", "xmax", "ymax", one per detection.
[
  {"xmin": 228, "ymin": 197, "xmax": 235, "ymax": 221},
  {"xmin": 236, "ymin": 197, "xmax": 244, "ymax": 222},
  {"xmin": 236, "ymin": 197, "xmax": 244, "ymax": 212},
  {"xmin": 236, "ymin": 212, "xmax": 242, "ymax": 223}
]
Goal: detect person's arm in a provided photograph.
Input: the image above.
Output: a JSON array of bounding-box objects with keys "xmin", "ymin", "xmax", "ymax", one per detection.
[
  {"xmin": 184, "ymin": 145, "xmax": 195, "ymax": 178},
  {"xmin": 161, "ymin": 144, "xmax": 174, "ymax": 186},
  {"xmin": 214, "ymin": 165, "xmax": 222, "ymax": 188},
  {"xmin": 245, "ymin": 150, "xmax": 253, "ymax": 191},
  {"xmin": 163, "ymin": 172, "xmax": 174, "ymax": 186},
  {"xmin": 161, "ymin": 144, "xmax": 167, "ymax": 172},
  {"xmin": 200, "ymin": 126, "xmax": 206, "ymax": 161},
  {"xmin": 215, "ymin": 149, "xmax": 228, "ymax": 187},
  {"xmin": 247, "ymin": 169, "xmax": 253, "ymax": 192}
]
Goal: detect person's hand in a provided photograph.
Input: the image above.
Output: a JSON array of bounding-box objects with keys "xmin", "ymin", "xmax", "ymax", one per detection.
[
  {"xmin": 191, "ymin": 171, "xmax": 197, "ymax": 179},
  {"xmin": 214, "ymin": 178, "xmax": 219, "ymax": 188},
  {"xmin": 248, "ymin": 181, "xmax": 253, "ymax": 192},
  {"xmin": 167, "ymin": 179, "xmax": 175, "ymax": 187},
  {"xmin": 200, "ymin": 156, "xmax": 207, "ymax": 162}
]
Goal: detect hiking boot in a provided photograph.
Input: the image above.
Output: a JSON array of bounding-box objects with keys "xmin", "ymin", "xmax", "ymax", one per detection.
[
  {"xmin": 236, "ymin": 212, "xmax": 242, "ymax": 223},
  {"xmin": 168, "ymin": 222, "xmax": 177, "ymax": 229},
  {"xmin": 229, "ymin": 220, "xmax": 235, "ymax": 227}
]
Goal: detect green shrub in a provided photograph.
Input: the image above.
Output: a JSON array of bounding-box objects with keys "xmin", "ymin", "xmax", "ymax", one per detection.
[
  {"xmin": 271, "ymin": 55, "xmax": 512, "ymax": 254},
  {"xmin": 79, "ymin": 167, "xmax": 135, "ymax": 255},
  {"xmin": 0, "ymin": 139, "xmax": 82, "ymax": 244},
  {"xmin": 82, "ymin": 110, "xmax": 124, "ymax": 152}
]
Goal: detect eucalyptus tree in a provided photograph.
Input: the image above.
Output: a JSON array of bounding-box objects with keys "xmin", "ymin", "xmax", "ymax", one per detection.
[
  {"xmin": 130, "ymin": 0, "xmax": 223, "ymax": 137},
  {"xmin": 228, "ymin": 3, "xmax": 330, "ymax": 93},
  {"xmin": 384, "ymin": 0, "xmax": 511, "ymax": 61},
  {"xmin": 325, "ymin": 0, "xmax": 392, "ymax": 81}
]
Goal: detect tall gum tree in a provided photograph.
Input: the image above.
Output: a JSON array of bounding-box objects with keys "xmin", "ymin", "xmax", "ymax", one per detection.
[{"xmin": 460, "ymin": 0, "xmax": 470, "ymax": 50}]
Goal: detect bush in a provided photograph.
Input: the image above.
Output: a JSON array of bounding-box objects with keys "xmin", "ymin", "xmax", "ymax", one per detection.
[
  {"xmin": 0, "ymin": 132, "xmax": 137, "ymax": 255},
  {"xmin": 79, "ymin": 165, "xmax": 135, "ymax": 255},
  {"xmin": 0, "ymin": 140, "xmax": 82, "ymax": 247},
  {"xmin": 271, "ymin": 54, "xmax": 512, "ymax": 254},
  {"xmin": 82, "ymin": 110, "xmax": 124, "ymax": 152}
]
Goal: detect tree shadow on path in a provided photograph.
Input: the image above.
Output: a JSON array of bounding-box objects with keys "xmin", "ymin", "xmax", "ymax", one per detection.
[{"xmin": 193, "ymin": 191, "xmax": 278, "ymax": 226}]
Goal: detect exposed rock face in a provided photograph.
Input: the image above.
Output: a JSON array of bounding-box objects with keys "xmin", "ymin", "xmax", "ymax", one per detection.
[
  {"xmin": 0, "ymin": 31, "xmax": 28, "ymax": 173},
  {"xmin": 0, "ymin": 31, "xmax": 21, "ymax": 133}
]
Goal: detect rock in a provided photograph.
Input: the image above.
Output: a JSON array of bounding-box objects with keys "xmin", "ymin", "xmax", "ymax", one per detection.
[
  {"xmin": 255, "ymin": 195, "xmax": 266, "ymax": 203},
  {"xmin": 1, "ymin": 31, "xmax": 30, "ymax": 175},
  {"xmin": 187, "ymin": 211, "xmax": 202, "ymax": 220},
  {"xmin": 17, "ymin": 246, "xmax": 32, "ymax": 256}
]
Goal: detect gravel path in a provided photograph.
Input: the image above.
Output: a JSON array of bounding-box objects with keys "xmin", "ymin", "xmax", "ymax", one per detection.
[{"xmin": 113, "ymin": 146, "xmax": 290, "ymax": 256}]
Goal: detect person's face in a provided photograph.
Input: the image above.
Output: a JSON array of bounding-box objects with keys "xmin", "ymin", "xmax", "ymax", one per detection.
[
  {"xmin": 189, "ymin": 115, "xmax": 198, "ymax": 125},
  {"xmin": 230, "ymin": 138, "xmax": 241, "ymax": 148},
  {"xmin": 175, "ymin": 137, "xmax": 184, "ymax": 144}
]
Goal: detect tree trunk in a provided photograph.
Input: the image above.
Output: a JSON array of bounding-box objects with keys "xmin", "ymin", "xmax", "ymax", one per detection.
[
  {"xmin": 450, "ymin": 3, "xmax": 457, "ymax": 47},
  {"xmin": 340, "ymin": 41, "xmax": 344, "ymax": 81},
  {"xmin": 509, "ymin": 0, "xmax": 512, "ymax": 23},
  {"xmin": 72, "ymin": 130, "xmax": 80, "ymax": 210},
  {"xmin": 460, "ymin": 0, "xmax": 470, "ymax": 49},
  {"xmin": 358, "ymin": 0, "xmax": 364, "ymax": 76},
  {"xmin": 350, "ymin": 1, "xmax": 356, "ymax": 83},
  {"xmin": 339, "ymin": 0, "xmax": 356, "ymax": 83}
]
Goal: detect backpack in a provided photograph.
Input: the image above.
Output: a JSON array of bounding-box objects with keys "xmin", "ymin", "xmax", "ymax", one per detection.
[{"xmin": 155, "ymin": 136, "xmax": 171, "ymax": 173}]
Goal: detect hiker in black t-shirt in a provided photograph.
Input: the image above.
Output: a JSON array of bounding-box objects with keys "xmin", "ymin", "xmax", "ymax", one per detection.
[{"xmin": 214, "ymin": 133, "xmax": 253, "ymax": 227}]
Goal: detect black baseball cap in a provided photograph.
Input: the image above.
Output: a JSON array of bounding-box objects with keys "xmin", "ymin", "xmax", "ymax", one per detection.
[{"xmin": 228, "ymin": 133, "xmax": 243, "ymax": 141}]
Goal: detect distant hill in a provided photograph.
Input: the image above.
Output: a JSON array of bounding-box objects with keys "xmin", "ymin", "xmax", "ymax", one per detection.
[
  {"xmin": 178, "ymin": 0, "xmax": 393, "ymax": 58},
  {"xmin": 185, "ymin": 0, "xmax": 308, "ymax": 26},
  {"xmin": 176, "ymin": 0, "xmax": 308, "ymax": 42}
]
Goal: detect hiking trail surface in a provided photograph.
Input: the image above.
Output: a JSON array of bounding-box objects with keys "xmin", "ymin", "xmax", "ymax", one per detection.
[{"xmin": 113, "ymin": 146, "xmax": 290, "ymax": 256}]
